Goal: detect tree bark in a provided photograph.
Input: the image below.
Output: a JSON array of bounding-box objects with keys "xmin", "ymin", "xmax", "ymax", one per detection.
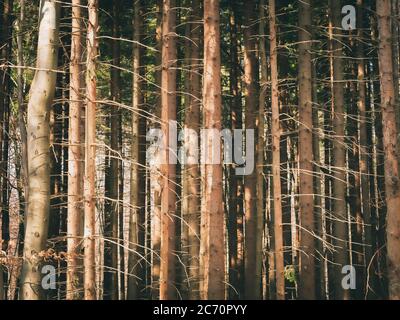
[
  {"xmin": 84, "ymin": 0, "xmax": 98, "ymax": 300},
  {"xmin": 20, "ymin": 0, "xmax": 60, "ymax": 300},
  {"xmin": 200, "ymin": 0, "xmax": 225, "ymax": 300},
  {"xmin": 329, "ymin": 0, "xmax": 349, "ymax": 300},
  {"xmin": 159, "ymin": 0, "xmax": 177, "ymax": 300},
  {"xmin": 127, "ymin": 0, "xmax": 146, "ymax": 300},
  {"xmin": 377, "ymin": 0, "xmax": 400, "ymax": 300},
  {"xmin": 298, "ymin": 0, "xmax": 316, "ymax": 300}
]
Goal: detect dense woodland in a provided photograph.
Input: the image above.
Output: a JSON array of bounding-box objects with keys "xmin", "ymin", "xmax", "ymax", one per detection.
[{"xmin": 0, "ymin": 0, "xmax": 400, "ymax": 300}]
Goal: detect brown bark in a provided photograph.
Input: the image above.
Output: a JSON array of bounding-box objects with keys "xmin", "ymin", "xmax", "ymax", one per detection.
[
  {"xmin": 181, "ymin": 0, "xmax": 201, "ymax": 300},
  {"xmin": 127, "ymin": 0, "xmax": 146, "ymax": 300},
  {"xmin": 243, "ymin": 0, "xmax": 260, "ymax": 300},
  {"xmin": 329, "ymin": 0, "xmax": 349, "ymax": 300},
  {"xmin": 67, "ymin": 0, "xmax": 83, "ymax": 300},
  {"xmin": 298, "ymin": 0, "xmax": 316, "ymax": 299},
  {"xmin": 200, "ymin": 0, "xmax": 225, "ymax": 300},
  {"xmin": 268, "ymin": 0, "xmax": 285, "ymax": 300},
  {"xmin": 84, "ymin": 0, "xmax": 98, "ymax": 300},
  {"xmin": 377, "ymin": 0, "xmax": 400, "ymax": 300},
  {"xmin": 159, "ymin": 0, "xmax": 177, "ymax": 300}
]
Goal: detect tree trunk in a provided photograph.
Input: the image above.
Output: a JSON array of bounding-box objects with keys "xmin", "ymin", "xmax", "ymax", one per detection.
[
  {"xmin": 181, "ymin": 0, "xmax": 201, "ymax": 300},
  {"xmin": 268, "ymin": 0, "xmax": 285, "ymax": 300},
  {"xmin": 329, "ymin": 0, "xmax": 349, "ymax": 300},
  {"xmin": 127, "ymin": 0, "xmax": 146, "ymax": 300},
  {"xmin": 200, "ymin": 0, "xmax": 225, "ymax": 300},
  {"xmin": 159, "ymin": 0, "xmax": 177, "ymax": 300},
  {"xmin": 377, "ymin": 0, "xmax": 400, "ymax": 300},
  {"xmin": 20, "ymin": 0, "xmax": 60, "ymax": 300},
  {"xmin": 243, "ymin": 0, "xmax": 261, "ymax": 300},
  {"xmin": 67, "ymin": 0, "xmax": 83, "ymax": 300},
  {"xmin": 84, "ymin": 0, "xmax": 98, "ymax": 300},
  {"xmin": 298, "ymin": 0, "xmax": 316, "ymax": 299}
]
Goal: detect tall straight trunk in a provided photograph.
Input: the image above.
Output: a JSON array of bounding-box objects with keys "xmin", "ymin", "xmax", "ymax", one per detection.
[
  {"xmin": 128, "ymin": 0, "xmax": 146, "ymax": 300},
  {"xmin": 200, "ymin": 0, "xmax": 225, "ymax": 300},
  {"xmin": 297, "ymin": 0, "xmax": 316, "ymax": 299},
  {"xmin": 67, "ymin": 0, "xmax": 83, "ymax": 300},
  {"xmin": 243, "ymin": 0, "xmax": 260, "ymax": 300},
  {"xmin": 227, "ymin": 3, "xmax": 243, "ymax": 299},
  {"xmin": 20, "ymin": 0, "xmax": 60, "ymax": 300},
  {"xmin": 151, "ymin": 0, "xmax": 163, "ymax": 299},
  {"xmin": 329, "ymin": 0, "xmax": 349, "ymax": 300},
  {"xmin": 181, "ymin": 0, "xmax": 201, "ymax": 300},
  {"xmin": 159, "ymin": 0, "xmax": 177, "ymax": 300},
  {"xmin": 268, "ymin": 0, "xmax": 285, "ymax": 300},
  {"xmin": 377, "ymin": 0, "xmax": 400, "ymax": 300},
  {"xmin": 104, "ymin": 0, "xmax": 121, "ymax": 300},
  {"xmin": 356, "ymin": 0, "xmax": 372, "ymax": 298},
  {"xmin": 84, "ymin": 0, "xmax": 98, "ymax": 300}
]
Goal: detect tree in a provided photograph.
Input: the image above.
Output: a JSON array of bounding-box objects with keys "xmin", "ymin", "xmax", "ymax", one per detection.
[
  {"xmin": 83, "ymin": 0, "xmax": 98, "ymax": 300},
  {"xmin": 159, "ymin": 0, "xmax": 177, "ymax": 300},
  {"xmin": 297, "ymin": 0, "xmax": 316, "ymax": 299},
  {"xmin": 200, "ymin": 0, "xmax": 225, "ymax": 300},
  {"xmin": 329, "ymin": 0, "xmax": 349, "ymax": 300},
  {"xmin": 243, "ymin": 0, "xmax": 261, "ymax": 300},
  {"xmin": 376, "ymin": 0, "xmax": 400, "ymax": 300},
  {"xmin": 128, "ymin": 0, "xmax": 146, "ymax": 300},
  {"xmin": 67, "ymin": 0, "xmax": 83, "ymax": 300},
  {"xmin": 20, "ymin": 0, "xmax": 60, "ymax": 300},
  {"xmin": 268, "ymin": 0, "xmax": 285, "ymax": 300},
  {"xmin": 181, "ymin": 0, "xmax": 201, "ymax": 300}
]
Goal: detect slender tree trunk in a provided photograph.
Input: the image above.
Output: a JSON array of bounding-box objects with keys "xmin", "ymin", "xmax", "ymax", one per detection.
[
  {"xmin": 181, "ymin": 0, "xmax": 201, "ymax": 300},
  {"xmin": 200, "ymin": 0, "xmax": 225, "ymax": 300},
  {"xmin": 159, "ymin": 0, "xmax": 177, "ymax": 300},
  {"xmin": 243, "ymin": 0, "xmax": 260, "ymax": 300},
  {"xmin": 67, "ymin": 0, "xmax": 83, "ymax": 300},
  {"xmin": 84, "ymin": 0, "xmax": 98, "ymax": 300},
  {"xmin": 268, "ymin": 0, "xmax": 285, "ymax": 300},
  {"xmin": 128, "ymin": 0, "xmax": 146, "ymax": 300},
  {"xmin": 297, "ymin": 0, "xmax": 316, "ymax": 299},
  {"xmin": 20, "ymin": 0, "xmax": 60, "ymax": 300},
  {"xmin": 377, "ymin": 0, "xmax": 400, "ymax": 300},
  {"xmin": 329, "ymin": 0, "xmax": 349, "ymax": 300},
  {"xmin": 151, "ymin": 0, "xmax": 163, "ymax": 299}
]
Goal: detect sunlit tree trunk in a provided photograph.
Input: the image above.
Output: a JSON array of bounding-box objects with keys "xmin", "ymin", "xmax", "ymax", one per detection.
[
  {"xmin": 83, "ymin": 0, "xmax": 98, "ymax": 300},
  {"xmin": 20, "ymin": 0, "xmax": 60, "ymax": 300},
  {"xmin": 200, "ymin": 0, "xmax": 225, "ymax": 300},
  {"xmin": 159, "ymin": 0, "xmax": 177, "ymax": 300},
  {"xmin": 67, "ymin": 0, "xmax": 83, "ymax": 300}
]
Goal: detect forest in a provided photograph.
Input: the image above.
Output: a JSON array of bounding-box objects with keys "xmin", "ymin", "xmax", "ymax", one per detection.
[{"xmin": 0, "ymin": 0, "xmax": 400, "ymax": 301}]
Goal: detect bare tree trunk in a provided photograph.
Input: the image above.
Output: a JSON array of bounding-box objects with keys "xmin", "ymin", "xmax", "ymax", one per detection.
[
  {"xmin": 20, "ymin": 0, "xmax": 60, "ymax": 300},
  {"xmin": 268, "ymin": 0, "xmax": 285, "ymax": 300},
  {"xmin": 377, "ymin": 0, "xmax": 400, "ymax": 300},
  {"xmin": 159, "ymin": 0, "xmax": 177, "ymax": 300},
  {"xmin": 181, "ymin": 0, "xmax": 201, "ymax": 300},
  {"xmin": 128, "ymin": 0, "xmax": 146, "ymax": 300},
  {"xmin": 243, "ymin": 0, "xmax": 260, "ymax": 300},
  {"xmin": 298, "ymin": 0, "xmax": 316, "ymax": 299},
  {"xmin": 329, "ymin": 0, "xmax": 349, "ymax": 300},
  {"xmin": 67, "ymin": 0, "xmax": 83, "ymax": 300},
  {"xmin": 84, "ymin": 0, "xmax": 98, "ymax": 300},
  {"xmin": 200, "ymin": 0, "xmax": 225, "ymax": 300}
]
